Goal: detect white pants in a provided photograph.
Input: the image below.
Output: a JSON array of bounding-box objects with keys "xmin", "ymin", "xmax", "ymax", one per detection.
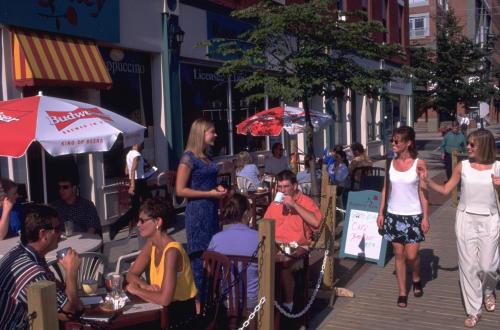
[{"xmin": 455, "ymin": 210, "xmax": 500, "ymax": 315}]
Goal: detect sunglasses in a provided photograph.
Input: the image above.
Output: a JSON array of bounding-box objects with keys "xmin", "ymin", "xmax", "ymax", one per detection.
[
  {"xmin": 58, "ymin": 184, "xmax": 71, "ymax": 190},
  {"xmin": 390, "ymin": 139, "xmax": 402, "ymax": 145},
  {"xmin": 45, "ymin": 226, "xmax": 61, "ymax": 233},
  {"xmin": 467, "ymin": 142, "xmax": 475, "ymax": 148},
  {"xmin": 138, "ymin": 217, "xmax": 154, "ymax": 225}
]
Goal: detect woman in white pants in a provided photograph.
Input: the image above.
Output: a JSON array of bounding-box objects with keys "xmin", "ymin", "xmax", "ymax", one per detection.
[{"xmin": 420, "ymin": 129, "xmax": 500, "ymax": 328}]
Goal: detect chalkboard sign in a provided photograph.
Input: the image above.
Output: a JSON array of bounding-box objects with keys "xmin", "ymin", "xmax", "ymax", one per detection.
[{"xmin": 339, "ymin": 190, "xmax": 388, "ymax": 266}]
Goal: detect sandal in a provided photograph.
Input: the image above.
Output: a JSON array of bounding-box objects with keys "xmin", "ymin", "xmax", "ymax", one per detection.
[
  {"xmin": 397, "ymin": 295, "xmax": 407, "ymax": 308},
  {"xmin": 464, "ymin": 314, "xmax": 480, "ymax": 328},
  {"xmin": 484, "ymin": 294, "xmax": 496, "ymax": 312},
  {"xmin": 413, "ymin": 281, "xmax": 423, "ymax": 298}
]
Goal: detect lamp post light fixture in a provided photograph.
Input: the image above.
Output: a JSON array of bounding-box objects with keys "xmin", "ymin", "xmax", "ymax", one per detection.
[{"xmin": 169, "ymin": 24, "xmax": 185, "ymax": 50}]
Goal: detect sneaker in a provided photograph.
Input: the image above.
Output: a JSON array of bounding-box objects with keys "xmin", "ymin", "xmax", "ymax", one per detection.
[
  {"xmin": 484, "ymin": 294, "xmax": 496, "ymax": 312},
  {"xmin": 464, "ymin": 314, "xmax": 480, "ymax": 328}
]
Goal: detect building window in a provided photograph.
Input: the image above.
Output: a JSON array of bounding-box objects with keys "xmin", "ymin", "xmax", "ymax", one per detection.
[
  {"xmin": 361, "ymin": 0, "xmax": 368, "ymax": 10},
  {"xmin": 409, "ymin": 0, "xmax": 429, "ymax": 6},
  {"xmin": 409, "ymin": 14, "xmax": 429, "ymax": 39}
]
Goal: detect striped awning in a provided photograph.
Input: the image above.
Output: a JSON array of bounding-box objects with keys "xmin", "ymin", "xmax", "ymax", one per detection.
[{"xmin": 11, "ymin": 28, "xmax": 112, "ymax": 90}]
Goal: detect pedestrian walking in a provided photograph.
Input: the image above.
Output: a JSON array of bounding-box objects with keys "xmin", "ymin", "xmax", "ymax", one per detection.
[
  {"xmin": 175, "ymin": 118, "xmax": 227, "ymax": 311},
  {"xmin": 440, "ymin": 121, "xmax": 466, "ymax": 180},
  {"xmin": 419, "ymin": 129, "xmax": 500, "ymax": 328},
  {"xmin": 377, "ymin": 126, "xmax": 430, "ymax": 308}
]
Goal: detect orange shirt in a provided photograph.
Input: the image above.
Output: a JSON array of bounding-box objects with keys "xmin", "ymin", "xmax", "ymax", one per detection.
[{"xmin": 263, "ymin": 192, "xmax": 321, "ymax": 245}]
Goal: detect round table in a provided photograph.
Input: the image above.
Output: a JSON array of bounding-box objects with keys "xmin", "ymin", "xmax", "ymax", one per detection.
[{"xmin": 0, "ymin": 232, "xmax": 102, "ymax": 260}]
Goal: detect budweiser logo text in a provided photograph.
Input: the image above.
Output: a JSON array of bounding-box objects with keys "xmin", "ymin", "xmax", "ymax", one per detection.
[
  {"xmin": 0, "ymin": 112, "xmax": 20, "ymax": 123},
  {"xmin": 47, "ymin": 108, "xmax": 112, "ymax": 131}
]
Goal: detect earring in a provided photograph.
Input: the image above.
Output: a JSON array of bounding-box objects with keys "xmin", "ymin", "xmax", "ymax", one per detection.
[{"xmin": 156, "ymin": 225, "xmax": 159, "ymax": 231}]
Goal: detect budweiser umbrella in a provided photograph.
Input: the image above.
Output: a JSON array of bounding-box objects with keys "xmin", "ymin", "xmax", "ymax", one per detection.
[
  {"xmin": 236, "ymin": 105, "xmax": 332, "ymax": 136},
  {"xmin": 0, "ymin": 94, "xmax": 145, "ymax": 158}
]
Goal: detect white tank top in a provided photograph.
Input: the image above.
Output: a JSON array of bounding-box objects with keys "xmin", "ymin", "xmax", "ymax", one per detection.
[
  {"xmin": 387, "ymin": 158, "xmax": 422, "ymax": 215},
  {"xmin": 457, "ymin": 160, "xmax": 498, "ymax": 215}
]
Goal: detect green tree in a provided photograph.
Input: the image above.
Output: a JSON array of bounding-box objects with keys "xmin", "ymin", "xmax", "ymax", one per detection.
[
  {"xmin": 208, "ymin": 0, "xmax": 402, "ymax": 199},
  {"xmin": 409, "ymin": 9, "xmax": 498, "ymax": 120}
]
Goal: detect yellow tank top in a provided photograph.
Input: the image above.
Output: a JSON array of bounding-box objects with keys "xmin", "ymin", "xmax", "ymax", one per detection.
[{"xmin": 149, "ymin": 241, "xmax": 197, "ymax": 301}]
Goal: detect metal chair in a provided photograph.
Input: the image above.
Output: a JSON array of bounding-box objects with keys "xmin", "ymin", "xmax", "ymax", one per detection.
[
  {"xmin": 156, "ymin": 170, "xmax": 187, "ymax": 209},
  {"xmin": 298, "ymin": 182, "xmax": 312, "ymax": 196},
  {"xmin": 115, "ymin": 250, "xmax": 141, "ymax": 275},
  {"xmin": 236, "ymin": 176, "xmax": 256, "ymax": 192},
  {"xmin": 350, "ymin": 166, "xmax": 385, "ymax": 192}
]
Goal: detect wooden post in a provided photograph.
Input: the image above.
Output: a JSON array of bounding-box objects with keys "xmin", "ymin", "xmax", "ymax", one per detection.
[
  {"xmin": 451, "ymin": 150, "xmax": 458, "ymax": 207},
  {"xmin": 258, "ymin": 220, "xmax": 275, "ymax": 330},
  {"xmin": 318, "ymin": 164, "xmax": 330, "ymax": 246},
  {"xmin": 322, "ymin": 185, "xmax": 337, "ymax": 290},
  {"xmin": 27, "ymin": 280, "xmax": 59, "ymax": 330},
  {"xmin": 290, "ymin": 139, "xmax": 298, "ymax": 173}
]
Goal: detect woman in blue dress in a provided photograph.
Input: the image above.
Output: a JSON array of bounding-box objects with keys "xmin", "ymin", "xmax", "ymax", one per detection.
[{"xmin": 176, "ymin": 118, "xmax": 227, "ymax": 308}]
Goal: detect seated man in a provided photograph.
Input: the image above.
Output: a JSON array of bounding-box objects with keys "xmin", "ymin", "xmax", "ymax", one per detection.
[
  {"xmin": 0, "ymin": 204, "xmax": 82, "ymax": 329},
  {"xmin": 263, "ymin": 170, "xmax": 322, "ymax": 312},
  {"xmin": 51, "ymin": 175, "xmax": 102, "ymax": 235},
  {"xmin": 264, "ymin": 143, "xmax": 289, "ymax": 175}
]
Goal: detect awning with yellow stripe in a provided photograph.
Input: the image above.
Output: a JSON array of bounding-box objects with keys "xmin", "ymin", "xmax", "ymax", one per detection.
[{"xmin": 11, "ymin": 28, "xmax": 112, "ymax": 90}]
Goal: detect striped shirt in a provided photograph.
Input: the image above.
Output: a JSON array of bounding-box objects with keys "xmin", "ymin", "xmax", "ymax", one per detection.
[{"xmin": 0, "ymin": 244, "xmax": 68, "ymax": 329}]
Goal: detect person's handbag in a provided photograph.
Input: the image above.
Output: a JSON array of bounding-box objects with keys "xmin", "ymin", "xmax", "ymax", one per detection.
[{"xmin": 378, "ymin": 156, "xmax": 391, "ymax": 236}]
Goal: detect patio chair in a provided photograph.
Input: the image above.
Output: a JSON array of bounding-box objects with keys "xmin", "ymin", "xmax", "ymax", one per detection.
[
  {"xmin": 200, "ymin": 251, "xmax": 230, "ymax": 330},
  {"xmin": 156, "ymin": 170, "xmax": 187, "ymax": 209},
  {"xmin": 236, "ymin": 176, "xmax": 256, "ymax": 192},
  {"xmin": 48, "ymin": 252, "xmax": 106, "ymax": 287},
  {"xmin": 350, "ymin": 166, "xmax": 385, "ymax": 192},
  {"xmin": 225, "ymin": 254, "xmax": 257, "ymax": 330}
]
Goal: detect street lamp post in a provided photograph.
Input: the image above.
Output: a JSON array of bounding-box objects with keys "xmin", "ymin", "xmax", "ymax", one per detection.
[{"xmin": 162, "ymin": 12, "xmax": 185, "ymax": 168}]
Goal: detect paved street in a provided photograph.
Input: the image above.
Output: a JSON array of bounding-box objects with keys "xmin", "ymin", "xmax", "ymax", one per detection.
[{"xmin": 315, "ymin": 125, "xmax": 500, "ymax": 329}]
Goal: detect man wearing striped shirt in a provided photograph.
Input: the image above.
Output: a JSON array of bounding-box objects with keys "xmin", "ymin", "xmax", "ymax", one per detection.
[{"xmin": 0, "ymin": 204, "xmax": 82, "ymax": 329}]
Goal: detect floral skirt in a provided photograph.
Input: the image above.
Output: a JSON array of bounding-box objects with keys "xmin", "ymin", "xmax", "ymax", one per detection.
[{"xmin": 382, "ymin": 212, "xmax": 425, "ymax": 244}]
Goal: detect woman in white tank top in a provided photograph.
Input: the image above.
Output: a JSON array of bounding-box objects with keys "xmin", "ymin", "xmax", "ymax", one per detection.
[
  {"xmin": 376, "ymin": 126, "xmax": 430, "ymax": 309},
  {"xmin": 420, "ymin": 129, "xmax": 500, "ymax": 328}
]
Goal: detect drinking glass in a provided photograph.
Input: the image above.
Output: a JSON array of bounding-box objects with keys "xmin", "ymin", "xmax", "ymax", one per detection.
[{"xmin": 64, "ymin": 221, "xmax": 74, "ymax": 237}]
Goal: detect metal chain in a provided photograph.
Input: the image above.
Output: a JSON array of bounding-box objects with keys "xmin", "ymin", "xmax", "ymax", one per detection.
[
  {"xmin": 274, "ymin": 241, "xmax": 330, "ymax": 318},
  {"xmin": 237, "ymin": 297, "xmax": 266, "ymax": 330}
]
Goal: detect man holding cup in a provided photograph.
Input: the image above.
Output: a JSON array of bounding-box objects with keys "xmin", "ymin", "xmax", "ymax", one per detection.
[
  {"xmin": 0, "ymin": 204, "xmax": 82, "ymax": 329},
  {"xmin": 263, "ymin": 170, "xmax": 322, "ymax": 313}
]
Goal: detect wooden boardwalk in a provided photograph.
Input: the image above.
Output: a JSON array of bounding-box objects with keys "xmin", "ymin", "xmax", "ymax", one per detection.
[{"xmin": 319, "ymin": 194, "xmax": 500, "ymax": 329}]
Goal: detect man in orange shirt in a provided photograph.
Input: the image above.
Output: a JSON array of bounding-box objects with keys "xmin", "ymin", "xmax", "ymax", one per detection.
[{"xmin": 264, "ymin": 170, "xmax": 322, "ymax": 312}]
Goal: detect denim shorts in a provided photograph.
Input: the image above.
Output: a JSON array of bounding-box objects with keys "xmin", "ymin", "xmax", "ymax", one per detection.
[{"xmin": 382, "ymin": 212, "xmax": 425, "ymax": 244}]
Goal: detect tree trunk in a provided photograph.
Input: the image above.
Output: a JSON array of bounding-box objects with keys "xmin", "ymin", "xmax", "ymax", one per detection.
[{"xmin": 303, "ymin": 91, "xmax": 319, "ymax": 203}]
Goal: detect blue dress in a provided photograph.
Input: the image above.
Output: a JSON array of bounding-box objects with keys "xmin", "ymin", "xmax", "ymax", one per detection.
[
  {"xmin": 180, "ymin": 151, "xmax": 220, "ymax": 291},
  {"xmin": 181, "ymin": 151, "xmax": 219, "ymax": 253}
]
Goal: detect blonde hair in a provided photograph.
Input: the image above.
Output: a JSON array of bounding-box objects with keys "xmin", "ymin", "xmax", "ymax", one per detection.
[
  {"xmin": 185, "ymin": 118, "xmax": 215, "ymax": 158},
  {"xmin": 236, "ymin": 151, "xmax": 253, "ymax": 172},
  {"xmin": 468, "ymin": 129, "xmax": 495, "ymax": 164}
]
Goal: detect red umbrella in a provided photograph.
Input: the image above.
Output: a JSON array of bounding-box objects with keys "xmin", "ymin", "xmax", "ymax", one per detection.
[
  {"xmin": 236, "ymin": 105, "xmax": 332, "ymax": 136},
  {"xmin": 236, "ymin": 106, "xmax": 284, "ymax": 136}
]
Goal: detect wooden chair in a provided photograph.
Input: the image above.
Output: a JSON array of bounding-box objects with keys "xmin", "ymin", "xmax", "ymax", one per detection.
[
  {"xmin": 226, "ymin": 255, "xmax": 258, "ymax": 330},
  {"xmin": 350, "ymin": 166, "xmax": 385, "ymax": 192},
  {"xmin": 200, "ymin": 251, "xmax": 230, "ymax": 330}
]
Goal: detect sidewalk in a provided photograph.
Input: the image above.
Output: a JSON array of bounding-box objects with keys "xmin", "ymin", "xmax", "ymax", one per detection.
[{"xmin": 316, "ymin": 175, "xmax": 500, "ymax": 329}]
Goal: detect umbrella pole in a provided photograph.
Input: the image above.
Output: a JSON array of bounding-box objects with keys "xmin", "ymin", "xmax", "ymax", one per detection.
[{"xmin": 41, "ymin": 148, "xmax": 47, "ymax": 204}]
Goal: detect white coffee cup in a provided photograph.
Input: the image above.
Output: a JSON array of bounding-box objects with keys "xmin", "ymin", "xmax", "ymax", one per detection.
[{"xmin": 274, "ymin": 191, "xmax": 284, "ymax": 204}]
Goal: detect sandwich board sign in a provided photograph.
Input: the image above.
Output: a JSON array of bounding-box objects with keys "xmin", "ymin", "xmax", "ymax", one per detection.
[{"xmin": 339, "ymin": 190, "xmax": 388, "ymax": 266}]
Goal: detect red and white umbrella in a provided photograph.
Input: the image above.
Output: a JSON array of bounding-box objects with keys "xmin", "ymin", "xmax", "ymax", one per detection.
[
  {"xmin": 0, "ymin": 94, "xmax": 145, "ymax": 158},
  {"xmin": 236, "ymin": 105, "xmax": 332, "ymax": 136}
]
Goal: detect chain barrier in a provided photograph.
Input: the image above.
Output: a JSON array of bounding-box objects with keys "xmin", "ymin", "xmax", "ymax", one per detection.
[
  {"xmin": 274, "ymin": 239, "xmax": 331, "ymax": 319},
  {"xmin": 237, "ymin": 297, "xmax": 266, "ymax": 330},
  {"xmin": 168, "ymin": 238, "xmax": 265, "ymax": 329}
]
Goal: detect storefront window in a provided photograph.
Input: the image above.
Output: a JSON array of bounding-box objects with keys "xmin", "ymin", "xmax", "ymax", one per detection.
[
  {"xmin": 367, "ymin": 98, "xmax": 377, "ymax": 141},
  {"xmin": 99, "ymin": 47, "xmax": 154, "ymax": 181},
  {"xmin": 180, "ymin": 63, "xmax": 270, "ymax": 156}
]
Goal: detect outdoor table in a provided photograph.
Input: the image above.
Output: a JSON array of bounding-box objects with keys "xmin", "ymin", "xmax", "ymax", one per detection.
[
  {"xmin": 0, "ymin": 232, "xmax": 102, "ymax": 260},
  {"xmin": 62, "ymin": 295, "xmax": 168, "ymax": 330}
]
